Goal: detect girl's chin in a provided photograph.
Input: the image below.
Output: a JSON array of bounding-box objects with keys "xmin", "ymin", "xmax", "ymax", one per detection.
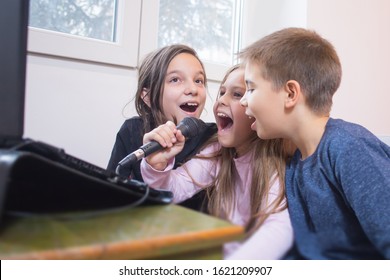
[
  {"xmin": 217, "ymin": 132, "xmax": 235, "ymax": 145},
  {"xmin": 177, "ymin": 112, "xmax": 200, "ymax": 122},
  {"xmin": 218, "ymin": 141, "xmax": 234, "ymax": 148}
]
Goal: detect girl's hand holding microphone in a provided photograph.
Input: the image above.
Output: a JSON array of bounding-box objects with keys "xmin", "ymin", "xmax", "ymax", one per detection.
[{"xmin": 143, "ymin": 121, "xmax": 186, "ymax": 171}]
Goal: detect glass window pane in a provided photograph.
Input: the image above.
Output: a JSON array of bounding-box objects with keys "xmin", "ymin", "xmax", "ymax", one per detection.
[
  {"xmin": 158, "ymin": 0, "xmax": 238, "ymax": 66},
  {"xmin": 29, "ymin": 0, "xmax": 117, "ymax": 42}
]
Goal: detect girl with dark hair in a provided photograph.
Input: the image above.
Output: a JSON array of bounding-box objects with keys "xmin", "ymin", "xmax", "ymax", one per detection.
[{"xmin": 107, "ymin": 44, "xmax": 216, "ymax": 210}]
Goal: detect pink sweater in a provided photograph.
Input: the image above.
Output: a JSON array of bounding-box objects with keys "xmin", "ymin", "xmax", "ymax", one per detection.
[{"xmin": 141, "ymin": 143, "xmax": 293, "ymax": 259}]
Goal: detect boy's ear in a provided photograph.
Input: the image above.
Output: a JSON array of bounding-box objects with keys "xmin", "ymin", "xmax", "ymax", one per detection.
[
  {"xmin": 284, "ymin": 80, "xmax": 301, "ymax": 109},
  {"xmin": 141, "ymin": 88, "xmax": 151, "ymax": 107}
]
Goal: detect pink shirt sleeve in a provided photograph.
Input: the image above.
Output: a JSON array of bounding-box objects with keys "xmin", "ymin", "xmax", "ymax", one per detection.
[
  {"xmin": 224, "ymin": 178, "xmax": 294, "ymax": 260},
  {"xmin": 141, "ymin": 145, "xmax": 294, "ymax": 259},
  {"xmin": 140, "ymin": 144, "xmax": 219, "ymax": 203}
]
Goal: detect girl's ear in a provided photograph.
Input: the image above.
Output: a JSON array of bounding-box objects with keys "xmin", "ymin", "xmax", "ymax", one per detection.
[
  {"xmin": 284, "ymin": 80, "xmax": 301, "ymax": 109},
  {"xmin": 141, "ymin": 88, "xmax": 151, "ymax": 107}
]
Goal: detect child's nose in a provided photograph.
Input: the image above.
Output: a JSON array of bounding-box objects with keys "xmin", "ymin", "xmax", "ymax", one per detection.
[
  {"xmin": 240, "ymin": 94, "xmax": 247, "ymax": 107},
  {"xmin": 184, "ymin": 82, "xmax": 198, "ymax": 95},
  {"xmin": 217, "ymin": 93, "xmax": 229, "ymax": 106}
]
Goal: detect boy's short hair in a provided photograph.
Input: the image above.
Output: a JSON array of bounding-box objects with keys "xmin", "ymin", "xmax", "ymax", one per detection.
[{"xmin": 239, "ymin": 27, "xmax": 342, "ymax": 115}]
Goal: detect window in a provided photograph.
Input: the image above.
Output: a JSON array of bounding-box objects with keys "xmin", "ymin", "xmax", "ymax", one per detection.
[
  {"xmin": 139, "ymin": 0, "xmax": 243, "ymax": 81},
  {"xmin": 29, "ymin": 0, "xmax": 117, "ymax": 42},
  {"xmin": 158, "ymin": 0, "xmax": 241, "ymax": 66},
  {"xmin": 27, "ymin": 0, "xmax": 141, "ymax": 67},
  {"xmin": 27, "ymin": 0, "xmax": 306, "ymax": 80}
]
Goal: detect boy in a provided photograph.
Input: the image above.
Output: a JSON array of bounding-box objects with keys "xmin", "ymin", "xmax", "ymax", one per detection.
[{"xmin": 239, "ymin": 27, "xmax": 390, "ymax": 259}]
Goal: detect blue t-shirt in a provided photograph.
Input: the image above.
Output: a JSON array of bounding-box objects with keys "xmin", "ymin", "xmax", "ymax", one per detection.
[{"xmin": 286, "ymin": 118, "xmax": 390, "ymax": 259}]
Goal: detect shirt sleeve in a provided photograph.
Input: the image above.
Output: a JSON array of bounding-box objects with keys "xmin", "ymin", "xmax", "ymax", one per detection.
[
  {"xmin": 140, "ymin": 145, "xmax": 219, "ymax": 203},
  {"xmin": 106, "ymin": 128, "xmax": 127, "ymax": 172},
  {"xmin": 225, "ymin": 178, "xmax": 294, "ymax": 260}
]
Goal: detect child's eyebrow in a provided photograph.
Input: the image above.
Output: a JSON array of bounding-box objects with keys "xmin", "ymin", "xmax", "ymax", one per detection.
[
  {"xmin": 166, "ymin": 70, "xmax": 181, "ymax": 76},
  {"xmin": 245, "ymin": 80, "xmax": 254, "ymax": 87},
  {"xmin": 166, "ymin": 70, "xmax": 205, "ymax": 78},
  {"xmin": 195, "ymin": 70, "xmax": 205, "ymax": 78}
]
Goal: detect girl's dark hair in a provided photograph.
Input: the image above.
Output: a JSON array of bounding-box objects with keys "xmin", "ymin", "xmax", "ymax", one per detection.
[{"xmin": 135, "ymin": 44, "xmax": 207, "ymax": 133}]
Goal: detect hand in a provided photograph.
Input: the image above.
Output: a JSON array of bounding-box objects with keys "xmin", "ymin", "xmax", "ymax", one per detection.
[{"xmin": 143, "ymin": 121, "xmax": 186, "ymax": 170}]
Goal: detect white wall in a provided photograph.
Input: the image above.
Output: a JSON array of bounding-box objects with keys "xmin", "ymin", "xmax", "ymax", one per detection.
[
  {"xmin": 241, "ymin": 0, "xmax": 307, "ymax": 47},
  {"xmin": 24, "ymin": 54, "xmax": 219, "ymax": 168},
  {"xmin": 307, "ymin": 0, "xmax": 390, "ymax": 138},
  {"xmin": 24, "ymin": 0, "xmax": 390, "ymax": 169},
  {"xmin": 25, "ymin": 55, "xmax": 135, "ymax": 168}
]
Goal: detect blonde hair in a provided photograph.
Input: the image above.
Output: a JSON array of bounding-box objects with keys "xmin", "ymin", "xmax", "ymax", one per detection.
[
  {"xmin": 206, "ymin": 137, "xmax": 287, "ymax": 236},
  {"xmin": 188, "ymin": 65, "xmax": 289, "ymax": 237}
]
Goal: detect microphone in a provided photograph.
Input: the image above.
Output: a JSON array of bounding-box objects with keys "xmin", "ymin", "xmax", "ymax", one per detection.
[{"xmin": 116, "ymin": 117, "xmax": 204, "ymax": 171}]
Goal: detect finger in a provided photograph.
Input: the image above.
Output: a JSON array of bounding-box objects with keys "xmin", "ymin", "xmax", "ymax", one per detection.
[
  {"xmin": 175, "ymin": 129, "xmax": 186, "ymax": 143},
  {"xmin": 165, "ymin": 120, "xmax": 179, "ymax": 136},
  {"xmin": 150, "ymin": 122, "xmax": 178, "ymax": 146},
  {"xmin": 157, "ymin": 125, "xmax": 177, "ymax": 147},
  {"xmin": 143, "ymin": 130, "xmax": 168, "ymax": 148}
]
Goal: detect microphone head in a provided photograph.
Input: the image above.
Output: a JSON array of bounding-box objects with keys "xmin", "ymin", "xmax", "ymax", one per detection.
[{"xmin": 177, "ymin": 117, "xmax": 206, "ymax": 138}]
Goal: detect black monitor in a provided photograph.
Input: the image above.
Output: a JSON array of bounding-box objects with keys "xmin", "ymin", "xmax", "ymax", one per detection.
[
  {"xmin": 0, "ymin": 0, "xmax": 29, "ymax": 147},
  {"xmin": 0, "ymin": 1, "xmax": 173, "ymax": 222}
]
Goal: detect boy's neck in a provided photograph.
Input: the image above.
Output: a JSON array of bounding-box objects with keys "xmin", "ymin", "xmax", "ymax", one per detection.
[{"xmin": 292, "ymin": 115, "xmax": 329, "ymax": 160}]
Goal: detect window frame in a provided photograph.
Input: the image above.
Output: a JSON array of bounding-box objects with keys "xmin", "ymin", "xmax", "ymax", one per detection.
[
  {"xmin": 27, "ymin": 0, "xmax": 141, "ymax": 68},
  {"xmin": 27, "ymin": 0, "xmax": 244, "ymax": 80},
  {"xmin": 139, "ymin": 0, "xmax": 243, "ymax": 82}
]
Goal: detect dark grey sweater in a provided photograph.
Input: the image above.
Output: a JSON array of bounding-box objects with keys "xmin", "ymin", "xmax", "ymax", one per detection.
[
  {"xmin": 107, "ymin": 116, "xmax": 217, "ymax": 212},
  {"xmin": 286, "ymin": 118, "xmax": 390, "ymax": 259}
]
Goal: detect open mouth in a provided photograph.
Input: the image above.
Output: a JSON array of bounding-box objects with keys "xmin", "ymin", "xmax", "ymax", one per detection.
[
  {"xmin": 180, "ymin": 102, "xmax": 198, "ymax": 113},
  {"xmin": 216, "ymin": 112, "xmax": 233, "ymax": 130},
  {"xmin": 247, "ymin": 115, "xmax": 256, "ymax": 131}
]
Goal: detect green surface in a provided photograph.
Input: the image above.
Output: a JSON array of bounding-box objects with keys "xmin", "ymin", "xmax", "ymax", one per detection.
[{"xmin": 0, "ymin": 204, "xmax": 243, "ymax": 259}]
